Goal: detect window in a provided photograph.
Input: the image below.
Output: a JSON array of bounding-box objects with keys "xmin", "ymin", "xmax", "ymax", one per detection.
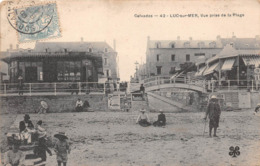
[
  {"xmin": 89, "ymin": 48, "xmax": 92, "ymax": 52},
  {"xmin": 45, "ymin": 49, "xmax": 48, "ymax": 52},
  {"xmin": 169, "ymin": 67, "xmax": 175, "ymax": 74},
  {"xmin": 104, "ymin": 58, "xmax": 108, "ymax": 65},
  {"xmin": 171, "ymin": 43, "xmax": 175, "ymax": 48},
  {"xmin": 212, "ymin": 54, "xmax": 216, "ymax": 57},
  {"xmin": 230, "ymin": 42, "xmax": 234, "ymax": 47},
  {"xmin": 184, "ymin": 42, "xmax": 190, "ymax": 48},
  {"xmin": 171, "ymin": 54, "xmax": 175, "ymax": 61},
  {"xmin": 156, "ymin": 66, "xmax": 162, "ymax": 75},
  {"xmin": 57, "ymin": 61, "xmax": 81, "ymax": 81},
  {"xmin": 186, "ymin": 54, "xmax": 190, "ymax": 61},
  {"xmin": 210, "ymin": 42, "xmax": 216, "ymax": 48},
  {"xmin": 105, "ymin": 48, "xmax": 108, "ymax": 52},
  {"xmin": 106, "ymin": 70, "xmax": 110, "ymax": 76},
  {"xmin": 64, "ymin": 49, "xmax": 67, "ymax": 53},
  {"xmin": 157, "ymin": 54, "xmax": 160, "ymax": 61},
  {"xmin": 195, "ymin": 53, "xmax": 205, "ymax": 56}
]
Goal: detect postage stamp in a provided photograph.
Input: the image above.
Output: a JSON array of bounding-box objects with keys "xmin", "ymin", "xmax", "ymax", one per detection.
[{"xmin": 7, "ymin": 2, "xmax": 61, "ymax": 43}]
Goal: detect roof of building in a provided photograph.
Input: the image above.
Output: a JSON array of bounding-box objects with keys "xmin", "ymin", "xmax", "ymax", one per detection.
[
  {"xmin": 206, "ymin": 44, "xmax": 260, "ymax": 64},
  {"xmin": 148, "ymin": 40, "xmax": 222, "ymax": 49},
  {"xmin": 1, "ymin": 41, "xmax": 115, "ymax": 63},
  {"xmin": 34, "ymin": 41, "xmax": 115, "ymax": 53},
  {"xmin": 220, "ymin": 38, "xmax": 260, "ymax": 49},
  {"xmin": 147, "ymin": 36, "xmax": 260, "ymax": 49}
]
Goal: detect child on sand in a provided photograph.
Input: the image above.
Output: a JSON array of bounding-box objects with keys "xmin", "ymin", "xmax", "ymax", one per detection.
[{"xmin": 54, "ymin": 132, "xmax": 71, "ymax": 166}]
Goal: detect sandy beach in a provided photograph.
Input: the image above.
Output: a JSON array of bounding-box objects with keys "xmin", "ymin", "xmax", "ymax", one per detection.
[{"xmin": 1, "ymin": 109, "xmax": 260, "ymax": 166}]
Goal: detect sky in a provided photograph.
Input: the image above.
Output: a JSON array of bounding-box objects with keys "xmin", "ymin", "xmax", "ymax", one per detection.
[{"xmin": 0, "ymin": 0, "xmax": 260, "ymax": 81}]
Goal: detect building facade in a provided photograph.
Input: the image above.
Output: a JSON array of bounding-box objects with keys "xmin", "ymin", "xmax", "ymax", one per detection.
[
  {"xmin": 1, "ymin": 39, "xmax": 118, "ymax": 83},
  {"xmin": 140, "ymin": 35, "xmax": 260, "ymax": 80}
]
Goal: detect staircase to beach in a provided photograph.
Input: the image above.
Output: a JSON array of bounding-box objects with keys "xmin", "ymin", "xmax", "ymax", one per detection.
[{"xmin": 130, "ymin": 95, "xmax": 149, "ymax": 112}]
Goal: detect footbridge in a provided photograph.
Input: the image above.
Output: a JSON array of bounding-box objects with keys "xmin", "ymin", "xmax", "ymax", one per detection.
[{"xmin": 143, "ymin": 76, "xmax": 208, "ymax": 93}]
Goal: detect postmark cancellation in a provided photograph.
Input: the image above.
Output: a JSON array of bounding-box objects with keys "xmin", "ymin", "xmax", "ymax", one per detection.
[{"xmin": 7, "ymin": 2, "xmax": 61, "ymax": 42}]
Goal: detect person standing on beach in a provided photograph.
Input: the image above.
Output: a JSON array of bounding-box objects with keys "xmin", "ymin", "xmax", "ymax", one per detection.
[
  {"xmin": 54, "ymin": 132, "xmax": 71, "ymax": 166},
  {"xmin": 136, "ymin": 108, "xmax": 151, "ymax": 127},
  {"xmin": 204, "ymin": 95, "xmax": 221, "ymax": 137},
  {"xmin": 140, "ymin": 84, "xmax": 145, "ymax": 99}
]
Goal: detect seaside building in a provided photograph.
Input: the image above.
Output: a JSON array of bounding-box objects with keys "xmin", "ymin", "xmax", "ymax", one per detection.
[
  {"xmin": 1, "ymin": 39, "xmax": 118, "ymax": 83},
  {"xmin": 137, "ymin": 35, "xmax": 260, "ymax": 81}
]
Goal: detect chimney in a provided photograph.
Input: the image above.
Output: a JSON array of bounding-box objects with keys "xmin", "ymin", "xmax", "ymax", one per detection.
[
  {"xmin": 216, "ymin": 35, "xmax": 221, "ymax": 40},
  {"xmin": 81, "ymin": 37, "xmax": 84, "ymax": 42},
  {"xmin": 147, "ymin": 36, "xmax": 150, "ymax": 42},
  {"xmin": 16, "ymin": 44, "xmax": 19, "ymax": 49},
  {"xmin": 10, "ymin": 44, "xmax": 13, "ymax": 50},
  {"xmin": 177, "ymin": 36, "xmax": 180, "ymax": 40},
  {"xmin": 113, "ymin": 39, "xmax": 116, "ymax": 51},
  {"xmin": 189, "ymin": 37, "xmax": 192, "ymax": 41},
  {"xmin": 255, "ymin": 35, "xmax": 260, "ymax": 40}
]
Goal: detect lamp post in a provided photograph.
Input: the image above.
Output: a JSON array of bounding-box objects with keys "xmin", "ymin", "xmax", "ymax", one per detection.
[{"xmin": 246, "ymin": 58, "xmax": 250, "ymax": 90}]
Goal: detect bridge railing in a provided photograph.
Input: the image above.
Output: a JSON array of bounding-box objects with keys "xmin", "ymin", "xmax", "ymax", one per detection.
[{"xmin": 143, "ymin": 75, "xmax": 260, "ymax": 92}]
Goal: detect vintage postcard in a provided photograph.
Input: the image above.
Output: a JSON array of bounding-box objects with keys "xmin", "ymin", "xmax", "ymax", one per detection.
[{"xmin": 0, "ymin": 0, "xmax": 260, "ymax": 165}]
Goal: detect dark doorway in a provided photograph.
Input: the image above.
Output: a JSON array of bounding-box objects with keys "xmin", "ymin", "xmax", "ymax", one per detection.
[
  {"xmin": 43, "ymin": 61, "xmax": 57, "ymax": 82},
  {"xmin": 81, "ymin": 66, "xmax": 87, "ymax": 82},
  {"xmin": 25, "ymin": 67, "xmax": 37, "ymax": 82}
]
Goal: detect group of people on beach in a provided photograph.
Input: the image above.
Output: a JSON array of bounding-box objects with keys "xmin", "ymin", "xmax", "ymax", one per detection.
[
  {"xmin": 136, "ymin": 95, "xmax": 222, "ymax": 138},
  {"xmin": 136, "ymin": 108, "xmax": 166, "ymax": 127},
  {"xmin": 4, "ymin": 114, "xmax": 70, "ymax": 166}
]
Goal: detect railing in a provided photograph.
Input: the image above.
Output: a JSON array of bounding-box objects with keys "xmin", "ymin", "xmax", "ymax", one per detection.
[
  {"xmin": 144, "ymin": 75, "xmax": 188, "ymax": 88},
  {"xmin": 143, "ymin": 75, "xmax": 260, "ymax": 92},
  {"xmin": 206, "ymin": 79, "xmax": 260, "ymax": 92},
  {"xmin": 0, "ymin": 82, "xmax": 127, "ymax": 96}
]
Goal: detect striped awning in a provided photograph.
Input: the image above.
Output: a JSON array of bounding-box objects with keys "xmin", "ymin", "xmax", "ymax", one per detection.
[
  {"xmin": 221, "ymin": 58, "xmax": 235, "ymax": 71},
  {"xmin": 195, "ymin": 66, "xmax": 206, "ymax": 76},
  {"xmin": 242, "ymin": 57, "xmax": 260, "ymax": 67},
  {"xmin": 203, "ymin": 62, "xmax": 219, "ymax": 75}
]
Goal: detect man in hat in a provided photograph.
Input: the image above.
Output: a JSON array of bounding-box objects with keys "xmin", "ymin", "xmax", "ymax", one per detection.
[
  {"xmin": 19, "ymin": 114, "xmax": 35, "ymax": 144},
  {"xmin": 140, "ymin": 84, "xmax": 145, "ymax": 99},
  {"xmin": 54, "ymin": 132, "xmax": 71, "ymax": 166},
  {"xmin": 136, "ymin": 108, "xmax": 151, "ymax": 127},
  {"xmin": 153, "ymin": 109, "xmax": 166, "ymax": 127},
  {"xmin": 4, "ymin": 141, "xmax": 25, "ymax": 166},
  {"xmin": 75, "ymin": 98, "xmax": 83, "ymax": 112},
  {"xmin": 204, "ymin": 95, "xmax": 221, "ymax": 137}
]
